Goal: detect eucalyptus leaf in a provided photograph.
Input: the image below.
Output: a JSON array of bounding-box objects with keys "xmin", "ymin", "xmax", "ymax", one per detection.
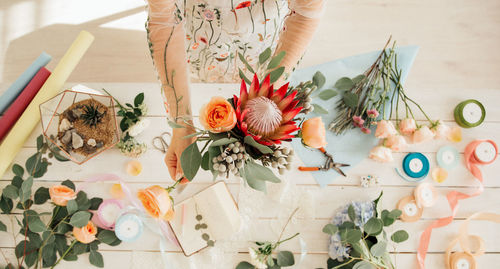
[
  {"xmin": 244, "ymin": 161, "xmax": 280, "ymax": 183},
  {"xmin": 69, "ymin": 211, "xmax": 91, "ymax": 228},
  {"xmin": 388, "ymin": 209, "xmax": 402, "ymax": 219},
  {"xmin": 345, "ymin": 229, "xmax": 362, "ymax": 244},
  {"xmin": 0, "ymin": 195, "xmax": 13, "ymax": 214},
  {"xmin": 25, "ymin": 153, "xmax": 41, "ymax": 176},
  {"xmin": 334, "ymin": 77, "xmax": 354, "ymax": 90},
  {"xmin": 370, "ymin": 241, "xmax": 387, "ymax": 257},
  {"xmin": 201, "ymin": 152, "xmax": 210, "ymax": 171},
  {"xmin": 98, "ymin": 230, "xmax": 121, "ymax": 245},
  {"xmin": 181, "ymin": 142, "xmax": 202, "ymax": 181},
  {"xmin": 269, "ymin": 66, "xmax": 285, "ymax": 84},
  {"xmin": 277, "ymin": 251, "xmax": 295, "ymax": 267},
  {"xmin": 348, "ymin": 205, "xmax": 356, "ymax": 222},
  {"xmin": 364, "ymin": 218, "xmax": 383, "ymax": 235},
  {"xmin": 36, "ymin": 135, "xmax": 44, "ymax": 150},
  {"xmin": 89, "ymin": 197, "xmax": 103, "ymax": 211},
  {"xmin": 89, "ymin": 250, "xmax": 104, "ymax": 268},
  {"xmin": 267, "ymin": 51, "xmax": 286, "ymax": 70},
  {"xmin": 20, "ymin": 177, "xmax": 34, "ymax": 203},
  {"xmin": 352, "ymin": 74, "xmax": 366, "ymax": 85},
  {"xmin": 12, "ymin": 164, "xmax": 24, "ymax": 177},
  {"xmin": 381, "ymin": 210, "xmax": 395, "ymax": 227},
  {"xmin": 34, "ymin": 187, "xmax": 50, "ymax": 204},
  {"xmin": 28, "ymin": 218, "xmax": 47, "ymax": 233},
  {"xmin": 240, "ymin": 166, "xmax": 267, "ymax": 193},
  {"xmin": 352, "ymin": 260, "xmax": 375, "ymax": 269},
  {"xmin": 259, "ymin": 47, "xmax": 272, "ymax": 64},
  {"xmin": 210, "ymin": 138, "xmax": 238, "ymax": 147},
  {"xmin": 2, "ymin": 185, "xmax": 18, "ymax": 200},
  {"xmin": 343, "ymin": 92, "xmax": 358, "ymax": 109},
  {"xmin": 318, "ymin": 89, "xmax": 338, "ymax": 100},
  {"xmin": 235, "ymin": 262, "xmax": 255, "ymax": 269},
  {"xmin": 312, "ymin": 104, "xmax": 328, "ymax": 114},
  {"xmin": 11, "ymin": 176, "xmax": 23, "ymax": 188},
  {"xmin": 312, "ymin": 71, "xmax": 326, "ymax": 89},
  {"xmin": 61, "ymin": 179, "xmax": 75, "ymax": 191},
  {"xmin": 391, "ymin": 230, "xmax": 409, "ymax": 243},
  {"xmin": 0, "ymin": 220, "xmax": 6, "ymax": 232},
  {"xmin": 322, "ymin": 224, "xmax": 338, "ymax": 235},
  {"xmin": 244, "ymin": 136, "xmax": 273, "ymax": 154},
  {"xmin": 67, "ymin": 200, "xmax": 78, "ymax": 215}
]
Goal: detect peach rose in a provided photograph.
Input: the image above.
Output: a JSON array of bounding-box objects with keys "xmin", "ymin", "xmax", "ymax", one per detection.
[
  {"xmin": 73, "ymin": 221, "xmax": 97, "ymax": 244},
  {"xmin": 399, "ymin": 118, "xmax": 417, "ymax": 135},
  {"xmin": 369, "ymin": 146, "xmax": 393, "ymax": 162},
  {"xmin": 432, "ymin": 120, "xmax": 450, "ymax": 140},
  {"xmin": 413, "ymin": 126, "xmax": 435, "ymax": 143},
  {"xmin": 199, "ymin": 97, "xmax": 237, "ymax": 133},
  {"xmin": 374, "ymin": 120, "xmax": 397, "ymax": 139},
  {"xmin": 301, "ymin": 117, "xmax": 327, "ymax": 148},
  {"xmin": 49, "ymin": 185, "xmax": 76, "ymax": 206},
  {"xmin": 137, "ymin": 185, "xmax": 174, "ymax": 220},
  {"xmin": 384, "ymin": 135, "xmax": 407, "ymax": 151}
]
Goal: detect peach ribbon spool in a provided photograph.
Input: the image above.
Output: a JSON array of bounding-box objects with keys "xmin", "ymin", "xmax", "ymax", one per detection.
[
  {"xmin": 417, "ymin": 140, "xmax": 498, "ymax": 269},
  {"xmin": 414, "ymin": 183, "xmax": 438, "ymax": 208},
  {"xmin": 397, "ymin": 195, "xmax": 423, "ymax": 222},
  {"xmin": 445, "ymin": 212, "xmax": 500, "ymax": 269}
]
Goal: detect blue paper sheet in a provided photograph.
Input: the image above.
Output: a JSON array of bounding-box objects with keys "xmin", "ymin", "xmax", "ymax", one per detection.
[
  {"xmin": 0, "ymin": 52, "xmax": 52, "ymax": 113},
  {"xmin": 289, "ymin": 46, "xmax": 419, "ymax": 187}
]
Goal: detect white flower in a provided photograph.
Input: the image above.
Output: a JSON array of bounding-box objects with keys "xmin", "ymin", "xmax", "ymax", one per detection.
[
  {"xmin": 248, "ymin": 247, "xmax": 267, "ymax": 269},
  {"xmin": 128, "ymin": 119, "xmax": 150, "ymax": 137}
]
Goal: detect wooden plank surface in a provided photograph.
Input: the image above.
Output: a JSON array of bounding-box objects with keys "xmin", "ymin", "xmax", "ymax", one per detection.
[{"xmin": 1, "ymin": 83, "xmax": 500, "ymax": 269}]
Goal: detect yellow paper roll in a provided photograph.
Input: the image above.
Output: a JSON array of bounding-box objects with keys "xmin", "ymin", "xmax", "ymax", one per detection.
[{"xmin": 0, "ymin": 31, "xmax": 94, "ymax": 178}]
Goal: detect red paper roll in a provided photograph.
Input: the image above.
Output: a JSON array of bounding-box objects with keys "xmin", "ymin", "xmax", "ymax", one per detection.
[{"xmin": 0, "ymin": 67, "xmax": 51, "ymax": 141}]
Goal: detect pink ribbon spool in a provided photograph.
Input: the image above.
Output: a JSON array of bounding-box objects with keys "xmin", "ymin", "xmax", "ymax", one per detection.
[{"xmin": 92, "ymin": 199, "xmax": 123, "ymax": 230}]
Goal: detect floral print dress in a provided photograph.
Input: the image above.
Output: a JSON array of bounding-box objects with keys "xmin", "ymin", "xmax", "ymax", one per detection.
[{"xmin": 172, "ymin": 0, "xmax": 291, "ymax": 83}]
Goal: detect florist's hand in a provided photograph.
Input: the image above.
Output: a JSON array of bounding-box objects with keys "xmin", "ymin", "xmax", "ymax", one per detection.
[{"xmin": 164, "ymin": 125, "xmax": 195, "ymax": 183}]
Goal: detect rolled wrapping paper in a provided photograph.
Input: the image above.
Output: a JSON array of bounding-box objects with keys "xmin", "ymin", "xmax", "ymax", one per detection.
[
  {"xmin": 417, "ymin": 140, "xmax": 498, "ymax": 269},
  {"xmin": 0, "ymin": 52, "xmax": 52, "ymax": 113},
  {"xmin": 115, "ymin": 213, "xmax": 144, "ymax": 242},
  {"xmin": 437, "ymin": 146, "xmax": 460, "ymax": 170},
  {"xmin": 454, "ymin": 99, "xmax": 485, "ymax": 128},
  {"xmin": 0, "ymin": 31, "xmax": 94, "ymax": 178},
  {"xmin": 414, "ymin": 183, "xmax": 438, "ymax": 208},
  {"xmin": 93, "ymin": 199, "xmax": 124, "ymax": 230},
  {"xmin": 397, "ymin": 195, "xmax": 423, "ymax": 223},
  {"xmin": 395, "ymin": 152, "xmax": 430, "ymax": 182},
  {"xmin": 0, "ymin": 67, "xmax": 51, "ymax": 141}
]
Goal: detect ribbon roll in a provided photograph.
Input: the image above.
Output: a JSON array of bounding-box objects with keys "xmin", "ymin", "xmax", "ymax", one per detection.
[
  {"xmin": 437, "ymin": 146, "xmax": 460, "ymax": 170},
  {"xmin": 115, "ymin": 213, "xmax": 144, "ymax": 242},
  {"xmin": 449, "ymin": 252, "xmax": 476, "ymax": 269},
  {"xmin": 397, "ymin": 195, "xmax": 423, "ymax": 222},
  {"xmin": 432, "ymin": 167, "xmax": 448, "ymax": 183},
  {"xmin": 414, "ymin": 183, "xmax": 438, "ymax": 208},
  {"xmin": 396, "ymin": 152, "xmax": 430, "ymax": 182},
  {"xmin": 454, "ymin": 99, "xmax": 485, "ymax": 128},
  {"xmin": 417, "ymin": 140, "xmax": 498, "ymax": 269},
  {"xmin": 94, "ymin": 199, "xmax": 123, "ymax": 230}
]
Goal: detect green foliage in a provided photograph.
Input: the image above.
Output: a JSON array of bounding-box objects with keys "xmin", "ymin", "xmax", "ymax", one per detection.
[
  {"xmin": 243, "ymin": 136, "xmax": 273, "ymax": 154},
  {"xmin": 313, "ymin": 71, "xmax": 326, "ymax": 89},
  {"xmin": 89, "ymin": 250, "xmax": 104, "ymax": 267},
  {"xmin": 235, "ymin": 262, "xmax": 254, "ymax": 269},
  {"xmin": 69, "ymin": 211, "xmax": 91, "ymax": 228},
  {"xmin": 81, "ymin": 103, "xmax": 106, "ymax": 127},
  {"xmin": 277, "ymin": 251, "xmax": 294, "ymax": 267},
  {"xmin": 312, "ymin": 104, "xmax": 328, "ymax": 114},
  {"xmin": 181, "ymin": 142, "xmax": 202, "ymax": 181},
  {"xmin": 318, "ymin": 89, "xmax": 338, "ymax": 100},
  {"xmin": 34, "ymin": 187, "xmax": 50, "ymax": 204},
  {"xmin": 334, "ymin": 77, "xmax": 354, "ymax": 90},
  {"xmin": 391, "ymin": 230, "xmax": 409, "ymax": 243},
  {"xmin": 343, "ymin": 92, "xmax": 358, "ymax": 109}
]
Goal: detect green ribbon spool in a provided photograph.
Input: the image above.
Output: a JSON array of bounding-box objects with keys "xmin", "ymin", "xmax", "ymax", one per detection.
[{"xmin": 454, "ymin": 99, "xmax": 485, "ymax": 128}]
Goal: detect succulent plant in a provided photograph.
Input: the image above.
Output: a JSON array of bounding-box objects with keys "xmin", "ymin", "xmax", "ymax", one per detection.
[{"xmin": 81, "ymin": 103, "xmax": 106, "ymax": 127}]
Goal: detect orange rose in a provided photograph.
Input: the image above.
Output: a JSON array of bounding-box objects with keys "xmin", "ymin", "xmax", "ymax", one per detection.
[
  {"xmin": 49, "ymin": 185, "xmax": 76, "ymax": 206},
  {"xmin": 73, "ymin": 221, "xmax": 97, "ymax": 244},
  {"xmin": 301, "ymin": 117, "xmax": 327, "ymax": 148},
  {"xmin": 199, "ymin": 97, "xmax": 237, "ymax": 133},
  {"xmin": 137, "ymin": 185, "xmax": 174, "ymax": 220}
]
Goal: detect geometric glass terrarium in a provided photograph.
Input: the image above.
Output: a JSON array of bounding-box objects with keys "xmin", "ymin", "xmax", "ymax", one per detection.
[{"xmin": 39, "ymin": 88, "xmax": 119, "ymax": 164}]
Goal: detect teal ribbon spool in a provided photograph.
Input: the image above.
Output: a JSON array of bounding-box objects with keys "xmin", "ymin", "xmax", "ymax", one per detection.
[
  {"xmin": 454, "ymin": 99, "xmax": 485, "ymax": 128},
  {"xmin": 115, "ymin": 213, "xmax": 143, "ymax": 242},
  {"xmin": 398, "ymin": 152, "xmax": 430, "ymax": 181},
  {"xmin": 437, "ymin": 146, "xmax": 459, "ymax": 170}
]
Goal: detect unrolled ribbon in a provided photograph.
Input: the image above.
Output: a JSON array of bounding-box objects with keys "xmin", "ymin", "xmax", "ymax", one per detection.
[
  {"xmin": 445, "ymin": 212, "xmax": 500, "ymax": 269},
  {"xmin": 454, "ymin": 100, "xmax": 485, "ymax": 128},
  {"xmin": 417, "ymin": 140, "xmax": 498, "ymax": 269},
  {"xmin": 395, "ymin": 152, "xmax": 430, "ymax": 182}
]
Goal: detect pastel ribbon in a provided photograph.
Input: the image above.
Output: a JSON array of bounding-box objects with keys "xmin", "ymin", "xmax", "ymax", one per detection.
[
  {"xmin": 445, "ymin": 212, "xmax": 500, "ymax": 269},
  {"xmin": 0, "ymin": 31, "xmax": 94, "ymax": 178},
  {"xmin": 0, "ymin": 52, "xmax": 51, "ymax": 113},
  {"xmin": 417, "ymin": 140, "xmax": 498, "ymax": 268}
]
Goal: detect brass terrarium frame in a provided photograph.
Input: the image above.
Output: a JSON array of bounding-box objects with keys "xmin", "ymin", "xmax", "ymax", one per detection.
[{"xmin": 39, "ymin": 89, "xmax": 120, "ymax": 165}]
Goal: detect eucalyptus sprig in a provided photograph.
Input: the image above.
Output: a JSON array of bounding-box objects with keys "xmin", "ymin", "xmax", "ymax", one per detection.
[
  {"xmin": 0, "ymin": 135, "xmax": 121, "ymax": 268},
  {"xmin": 235, "ymin": 208, "xmax": 300, "ymax": 269},
  {"xmin": 238, "ymin": 46, "xmax": 286, "ymax": 84}
]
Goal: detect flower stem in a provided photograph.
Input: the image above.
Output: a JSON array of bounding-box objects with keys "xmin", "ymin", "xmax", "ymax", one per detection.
[
  {"xmin": 51, "ymin": 240, "xmax": 76, "ymax": 268},
  {"xmin": 276, "ymin": 232, "xmax": 299, "ymax": 246}
]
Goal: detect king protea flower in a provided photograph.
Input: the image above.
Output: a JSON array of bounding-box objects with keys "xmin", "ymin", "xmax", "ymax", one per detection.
[{"xmin": 233, "ymin": 74, "xmax": 302, "ymax": 145}]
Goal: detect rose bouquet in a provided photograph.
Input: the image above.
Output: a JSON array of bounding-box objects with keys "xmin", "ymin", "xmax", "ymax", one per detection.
[
  {"xmin": 174, "ymin": 73, "xmax": 307, "ymax": 192},
  {"xmin": 322, "ymin": 193, "xmax": 408, "ymax": 269}
]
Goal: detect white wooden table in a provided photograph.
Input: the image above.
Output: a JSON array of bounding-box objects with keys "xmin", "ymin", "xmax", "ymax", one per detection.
[{"xmin": 1, "ymin": 83, "xmax": 500, "ymax": 268}]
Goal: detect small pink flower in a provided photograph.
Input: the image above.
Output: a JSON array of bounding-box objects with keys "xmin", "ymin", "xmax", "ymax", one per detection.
[
  {"xmin": 367, "ymin": 109, "xmax": 379, "ymax": 118},
  {"xmin": 202, "ymin": 9, "xmax": 215, "ymax": 21},
  {"xmin": 432, "ymin": 120, "xmax": 450, "ymax": 140},
  {"xmin": 413, "ymin": 125, "xmax": 435, "ymax": 143},
  {"xmin": 384, "ymin": 135, "xmax": 407, "ymax": 151},
  {"xmin": 399, "ymin": 118, "xmax": 417, "ymax": 135},
  {"xmin": 361, "ymin": 127, "xmax": 371, "ymax": 134},
  {"xmin": 369, "ymin": 146, "xmax": 393, "ymax": 162},
  {"xmin": 353, "ymin": 115, "xmax": 365, "ymax": 125},
  {"xmin": 374, "ymin": 120, "xmax": 397, "ymax": 138}
]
